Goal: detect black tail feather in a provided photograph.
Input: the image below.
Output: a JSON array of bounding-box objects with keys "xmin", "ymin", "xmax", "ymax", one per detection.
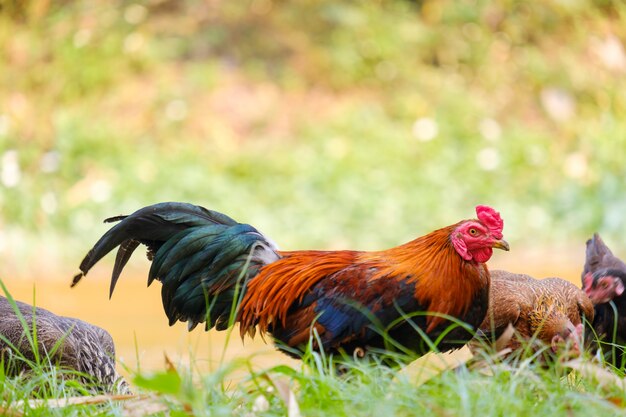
[
  {"xmin": 73, "ymin": 202, "xmax": 240, "ymax": 288},
  {"xmin": 72, "ymin": 201, "xmax": 279, "ymax": 331},
  {"xmin": 105, "ymin": 215, "xmax": 128, "ymax": 223},
  {"xmin": 110, "ymin": 239, "xmax": 140, "ymax": 298}
]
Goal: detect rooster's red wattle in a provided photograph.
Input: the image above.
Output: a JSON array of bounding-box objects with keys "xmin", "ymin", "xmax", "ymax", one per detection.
[{"xmin": 73, "ymin": 203, "xmax": 508, "ymax": 361}]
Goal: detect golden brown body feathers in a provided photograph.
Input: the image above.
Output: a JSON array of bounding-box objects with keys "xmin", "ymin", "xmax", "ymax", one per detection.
[{"xmin": 478, "ymin": 270, "xmax": 593, "ymax": 353}]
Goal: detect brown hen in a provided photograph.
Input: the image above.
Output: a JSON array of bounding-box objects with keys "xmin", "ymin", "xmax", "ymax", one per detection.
[{"xmin": 476, "ymin": 270, "xmax": 594, "ymax": 356}]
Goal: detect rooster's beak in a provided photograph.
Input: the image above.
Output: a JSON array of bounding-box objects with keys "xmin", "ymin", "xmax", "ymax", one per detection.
[{"xmin": 492, "ymin": 239, "xmax": 510, "ymax": 251}]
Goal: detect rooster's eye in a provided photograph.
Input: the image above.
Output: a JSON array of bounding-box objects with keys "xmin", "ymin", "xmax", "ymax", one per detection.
[{"xmin": 469, "ymin": 228, "xmax": 478, "ymax": 236}]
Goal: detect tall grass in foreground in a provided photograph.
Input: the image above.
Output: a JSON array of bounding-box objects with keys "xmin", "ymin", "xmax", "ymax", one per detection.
[
  {"xmin": 4, "ymin": 331, "xmax": 626, "ymax": 416},
  {"xmin": 0, "ymin": 275, "xmax": 625, "ymax": 416},
  {"xmin": 5, "ymin": 351, "xmax": 626, "ymax": 417},
  {"xmin": 125, "ymin": 343, "xmax": 626, "ymax": 417}
]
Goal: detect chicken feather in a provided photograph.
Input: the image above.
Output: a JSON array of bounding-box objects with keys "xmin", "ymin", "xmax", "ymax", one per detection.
[{"xmin": 73, "ymin": 202, "xmax": 508, "ymax": 361}]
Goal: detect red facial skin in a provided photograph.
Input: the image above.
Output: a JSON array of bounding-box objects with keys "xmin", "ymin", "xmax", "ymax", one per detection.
[
  {"xmin": 584, "ymin": 274, "xmax": 625, "ymax": 305},
  {"xmin": 451, "ymin": 221, "xmax": 509, "ymax": 263}
]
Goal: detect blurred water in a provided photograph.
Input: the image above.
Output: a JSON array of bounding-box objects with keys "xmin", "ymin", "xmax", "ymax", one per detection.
[{"xmin": 4, "ymin": 270, "xmax": 298, "ymax": 381}]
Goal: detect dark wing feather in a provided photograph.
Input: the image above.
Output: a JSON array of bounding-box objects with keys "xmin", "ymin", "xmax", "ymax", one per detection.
[
  {"xmin": 269, "ymin": 266, "xmax": 445, "ymax": 358},
  {"xmin": 110, "ymin": 239, "xmax": 140, "ymax": 297},
  {"xmin": 313, "ymin": 276, "xmax": 420, "ymax": 350}
]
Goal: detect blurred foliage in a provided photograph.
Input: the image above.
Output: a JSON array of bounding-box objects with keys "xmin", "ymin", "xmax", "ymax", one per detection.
[{"xmin": 1, "ymin": 0, "xmax": 626, "ymax": 260}]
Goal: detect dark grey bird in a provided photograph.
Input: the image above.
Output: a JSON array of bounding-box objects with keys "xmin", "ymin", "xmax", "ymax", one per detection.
[
  {"xmin": 581, "ymin": 233, "xmax": 626, "ymax": 287},
  {"xmin": 581, "ymin": 233, "xmax": 626, "ymax": 368},
  {"xmin": 0, "ymin": 296, "xmax": 128, "ymax": 393}
]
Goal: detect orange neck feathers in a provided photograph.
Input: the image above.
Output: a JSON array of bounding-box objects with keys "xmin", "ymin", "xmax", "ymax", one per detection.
[
  {"xmin": 360, "ymin": 223, "xmax": 489, "ymax": 332},
  {"xmin": 238, "ymin": 223, "xmax": 490, "ymax": 337}
]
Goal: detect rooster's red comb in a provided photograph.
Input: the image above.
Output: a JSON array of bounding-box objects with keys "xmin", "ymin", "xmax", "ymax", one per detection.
[{"xmin": 476, "ymin": 205, "xmax": 503, "ymax": 239}]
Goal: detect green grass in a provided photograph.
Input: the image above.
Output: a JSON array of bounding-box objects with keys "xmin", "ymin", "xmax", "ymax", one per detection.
[
  {"xmin": 1, "ymin": 272, "xmax": 625, "ymax": 417},
  {"xmin": 6, "ymin": 344, "xmax": 626, "ymax": 417},
  {"xmin": 0, "ymin": 280, "xmax": 124, "ymax": 416},
  {"xmin": 3, "ymin": 1, "xmax": 626, "ymax": 415}
]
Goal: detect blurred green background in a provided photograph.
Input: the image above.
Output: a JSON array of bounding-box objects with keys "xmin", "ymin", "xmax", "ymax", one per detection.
[{"xmin": 1, "ymin": 0, "xmax": 626, "ymax": 272}]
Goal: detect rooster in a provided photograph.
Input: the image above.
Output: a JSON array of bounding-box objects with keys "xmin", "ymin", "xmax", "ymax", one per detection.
[
  {"xmin": 475, "ymin": 270, "xmax": 593, "ymax": 358},
  {"xmin": 72, "ymin": 202, "xmax": 508, "ymax": 361},
  {"xmin": 581, "ymin": 234, "xmax": 626, "ymax": 367}
]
